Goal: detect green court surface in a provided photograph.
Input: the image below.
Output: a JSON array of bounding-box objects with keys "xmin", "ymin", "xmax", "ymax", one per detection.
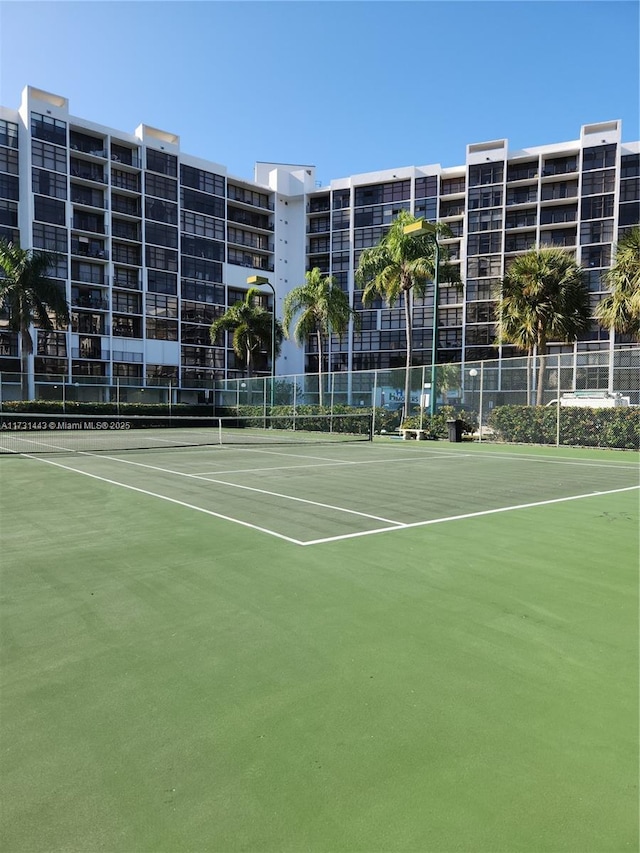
[{"xmin": 1, "ymin": 439, "xmax": 638, "ymax": 852}]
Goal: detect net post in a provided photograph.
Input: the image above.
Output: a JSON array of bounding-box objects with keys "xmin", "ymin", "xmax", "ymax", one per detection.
[
  {"xmin": 116, "ymin": 377, "xmax": 120, "ymax": 416},
  {"xmin": 371, "ymin": 369, "xmax": 378, "ymax": 437},
  {"xmin": 169, "ymin": 381, "xmax": 172, "ymax": 420}
]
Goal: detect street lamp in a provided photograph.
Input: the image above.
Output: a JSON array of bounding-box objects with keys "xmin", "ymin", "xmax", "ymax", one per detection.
[
  {"xmin": 403, "ymin": 220, "xmax": 440, "ymax": 417},
  {"xmin": 247, "ymin": 275, "xmax": 276, "ymax": 409}
]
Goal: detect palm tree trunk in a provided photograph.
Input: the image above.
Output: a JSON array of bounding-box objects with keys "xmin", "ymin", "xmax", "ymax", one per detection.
[
  {"xmin": 317, "ymin": 328, "xmax": 324, "ymax": 409},
  {"xmin": 403, "ymin": 290, "xmax": 413, "ymax": 421}
]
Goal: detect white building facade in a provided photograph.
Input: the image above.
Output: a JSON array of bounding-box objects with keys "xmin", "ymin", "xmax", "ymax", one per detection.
[{"xmin": 0, "ymin": 86, "xmax": 638, "ymax": 402}]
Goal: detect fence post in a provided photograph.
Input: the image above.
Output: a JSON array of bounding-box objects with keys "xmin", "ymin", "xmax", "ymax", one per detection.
[
  {"xmin": 116, "ymin": 377, "xmax": 120, "ymax": 416},
  {"xmin": 168, "ymin": 381, "xmax": 172, "ymax": 419},
  {"xmin": 419, "ymin": 364, "xmax": 426, "ymax": 432},
  {"xmin": 371, "ymin": 369, "xmax": 378, "ymax": 437},
  {"xmin": 478, "ymin": 361, "xmax": 484, "ymax": 443},
  {"xmin": 556, "ymin": 354, "xmax": 561, "ymax": 448}
]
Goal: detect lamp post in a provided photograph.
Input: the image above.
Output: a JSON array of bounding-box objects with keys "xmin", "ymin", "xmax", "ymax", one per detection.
[
  {"xmin": 469, "ymin": 368, "xmax": 478, "ymax": 407},
  {"xmin": 403, "ymin": 220, "xmax": 440, "ymax": 417},
  {"xmin": 247, "ymin": 275, "xmax": 276, "ymax": 409}
]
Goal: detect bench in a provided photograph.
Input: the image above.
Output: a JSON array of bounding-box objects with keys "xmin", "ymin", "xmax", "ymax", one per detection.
[{"xmin": 400, "ymin": 428, "xmax": 430, "ymax": 441}]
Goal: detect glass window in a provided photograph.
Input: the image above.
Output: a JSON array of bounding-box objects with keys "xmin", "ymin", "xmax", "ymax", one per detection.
[
  {"xmin": 581, "ymin": 195, "xmax": 614, "ymax": 220},
  {"xmin": 32, "ymin": 140, "xmax": 67, "ymax": 174},
  {"xmin": 468, "ymin": 187, "xmax": 502, "ymax": 209},
  {"xmin": 181, "ymin": 257, "xmax": 222, "ymax": 281},
  {"xmin": 182, "ymin": 188, "xmax": 225, "ymax": 218},
  {"xmin": 181, "ymin": 280, "xmax": 225, "ymax": 304},
  {"xmin": 33, "ymin": 168, "xmax": 67, "ymax": 199},
  {"xmin": 581, "ymin": 170, "xmax": 616, "ymax": 195},
  {"xmin": 181, "ymin": 209, "xmax": 225, "ymax": 239},
  {"xmin": 580, "ymin": 220, "xmax": 614, "ymax": 245},
  {"xmin": 582, "ymin": 144, "xmax": 616, "ymax": 171},
  {"xmin": 180, "ymin": 164, "xmax": 225, "ymax": 196},
  {"xmin": 0, "ymin": 174, "xmax": 19, "ymax": 201},
  {"xmin": 33, "ymin": 223, "xmax": 67, "ymax": 252},
  {"xmin": 415, "ymin": 176, "xmax": 438, "ymax": 198},
  {"xmin": 0, "ymin": 120, "xmax": 18, "ymax": 149},
  {"xmin": 620, "ymin": 154, "xmax": 640, "ymax": 179},
  {"xmin": 34, "ymin": 195, "xmax": 66, "ymax": 225},
  {"xmin": 145, "ymin": 245, "xmax": 178, "ymax": 271},
  {"xmin": 620, "ymin": 179, "xmax": 639, "ymax": 203},
  {"xmin": 181, "ymin": 235, "xmax": 224, "ymax": 261},
  {"xmin": 148, "ymin": 270, "xmax": 178, "ymax": 294},
  {"xmin": 145, "ymin": 221, "xmax": 178, "ymax": 248},
  {"xmin": 146, "ymin": 149, "xmax": 177, "ymax": 177},
  {"xmin": 146, "ymin": 318, "xmax": 178, "ymax": 340},
  {"xmin": 0, "ymin": 147, "xmax": 18, "ymax": 175},
  {"xmin": 31, "ymin": 112, "xmax": 66, "ymax": 146},
  {"xmin": 145, "ymin": 294, "xmax": 178, "ymax": 317},
  {"xmin": 468, "ymin": 163, "xmax": 504, "ymax": 186},
  {"xmin": 145, "ymin": 172, "xmax": 177, "ymax": 201}
]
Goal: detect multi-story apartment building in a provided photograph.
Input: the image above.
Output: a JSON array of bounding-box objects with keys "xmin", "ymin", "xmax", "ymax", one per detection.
[{"xmin": 0, "ymin": 86, "xmax": 638, "ymax": 401}]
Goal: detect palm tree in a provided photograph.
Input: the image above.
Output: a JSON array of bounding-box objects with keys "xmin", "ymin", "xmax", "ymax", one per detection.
[
  {"xmin": 0, "ymin": 240, "xmax": 70, "ymax": 400},
  {"xmin": 596, "ymin": 226, "xmax": 640, "ymax": 340},
  {"xmin": 355, "ymin": 211, "xmax": 454, "ymax": 421},
  {"xmin": 496, "ymin": 247, "xmax": 590, "ymax": 405},
  {"xmin": 210, "ymin": 287, "xmax": 283, "ymax": 377},
  {"xmin": 283, "ymin": 267, "xmax": 358, "ymax": 408}
]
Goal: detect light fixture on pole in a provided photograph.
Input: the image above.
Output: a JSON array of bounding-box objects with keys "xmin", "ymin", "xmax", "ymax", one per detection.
[
  {"xmin": 402, "ymin": 219, "xmax": 440, "ymax": 417},
  {"xmin": 247, "ymin": 275, "xmax": 276, "ymax": 409}
]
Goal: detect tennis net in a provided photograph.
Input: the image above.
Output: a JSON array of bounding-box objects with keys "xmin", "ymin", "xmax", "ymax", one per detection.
[{"xmin": 0, "ymin": 412, "xmax": 373, "ymax": 455}]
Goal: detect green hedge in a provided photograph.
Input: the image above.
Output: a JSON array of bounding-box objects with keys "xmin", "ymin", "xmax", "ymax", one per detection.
[
  {"xmin": 399, "ymin": 406, "xmax": 478, "ymax": 439},
  {"xmin": 487, "ymin": 405, "xmax": 639, "ymax": 450},
  {"xmin": 0, "ymin": 401, "xmax": 213, "ymax": 417}
]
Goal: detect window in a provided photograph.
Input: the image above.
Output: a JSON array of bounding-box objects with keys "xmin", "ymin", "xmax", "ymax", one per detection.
[
  {"xmin": 0, "ymin": 120, "xmax": 18, "ymax": 149},
  {"xmin": 354, "ymin": 202, "xmax": 409, "ymax": 228},
  {"xmin": 469, "ymin": 163, "xmax": 504, "ymax": 186},
  {"xmin": 181, "ymin": 280, "xmax": 225, "ymax": 303},
  {"xmin": 180, "ymin": 164, "xmax": 225, "ymax": 196},
  {"xmin": 581, "ymin": 170, "xmax": 616, "ymax": 195},
  {"xmin": 181, "ymin": 234, "xmax": 224, "ymax": 260},
  {"xmin": 37, "ymin": 331, "xmax": 67, "ymax": 356},
  {"xmin": 0, "ymin": 147, "xmax": 18, "ymax": 175},
  {"xmin": 147, "ymin": 364, "xmax": 178, "ymax": 381},
  {"xmin": 146, "ymin": 149, "xmax": 177, "ymax": 177},
  {"xmin": 468, "ymin": 209, "xmax": 503, "ymax": 232},
  {"xmin": 331, "ymin": 231, "xmax": 351, "ymax": 251},
  {"xmin": 181, "ymin": 209, "xmax": 224, "ymax": 239},
  {"xmin": 618, "ymin": 202, "xmax": 640, "ymax": 227},
  {"xmin": 620, "ymin": 179, "xmax": 640, "ymax": 203},
  {"xmin": 540, "ymin": 181, "xmax": 578, "ymax": 201},
  {"xmin": 181, "ymin": 188, "xmax": 225, "ymax": 218},
  {"xmin": 112, "ymin": 169, "xmax": 140, "ymax": 193},
  {"xmin": 181, "ymin": 257, "xmax": 222, "ymax": 281},
  {"xmin": 32, "ymin": 140, "xmax": 67, "ymax": 173},
  {"xmin": 72, "ymin": 312, "xmax": 105, "ymax": 335},
  {"xmin": 148, "ymin": 270, "xmax": 178, "ymax": 294},
  {"xmin": 507, "ymin": 161, "xmax": 538, "ymax": 182},
  {"xmin": 112, "ymin": 316, "xmax": 142, "ymax": 338},
  {"xmin": 143, "ymin": 197, "xmax": 177, "ymax": 225},
  {"xmin": 0, "ymin": 200, "xmax": 18, "ymax": 228},
  {"xmin": 441, "ymin": 177, "xmax": 466, "ymax": 195},
  {"xmin": 332, "ymin": 190, "xmax": 350, "ymax": 210},
  {"xmin": 113, "ymin": 363, "xmax": 143, "ymax": 379},
  {"xmin": 543, "ymin": 156, "xmax": 577, "ymax": 176},
  {"xmin": 33, "ymin": 223, "xmax": 67, "ymax": 252},
  {"xmin": 467, "ymin": 233, "xmax": 502, "ymax": 255},
  {"xmin": 0, "ymin": 173, "xmax": 18, "ymax": 201},
  {"xmin": 582, "ymin": 246, "xmax": 611, "ymax": 268},
  {"xmin": 146, "ymin": 245, "xmax": 178, "ymax": 271},
  {"xmin": 145, "ymin": 173, "xmax": 177, "ymax": 201},
  {"xmin": 112, "ymin": 292, "xmax": 141, "ymax": 313},
  {"xmin": 539, "ymin": 205, "xmax": 577, "ymax": 225},
  {"xmin": 415, "ymin": 176, "xmax": 438, "ymax": 198},
  {"xmin": 354, "ymin": 181, "xmax": 410, "ymax": 206},
  {"xmin": 145, "ymin": 222, "xmax": 178, "ymax": 248},
  {"xmin": 582, "ymin": 144, "xmax": 616, "ymax": 171},
  {"xmin": 34, "ymin": 195, "xmax": 66, "ymax": 226},
  {"xmin": 581, "ymin": 195, "xmax": 614, "ymax": 220},
  {"xmin": 146, "ymin": 294, "xmax": 178, "ymax": 317},
  {"xmin": 580, "ymin": 220, "xmax": 614, "ymax": 245},
  {"xmin": 467, "ymin": 256, "xmax": 502, "ymax": 277},
  {"xmin": 227, "ymin": 185, "xmax": 271, "ymax": 208},
  {"xmin": 146, "ymin": 318, "xmax": 178, "ymax": 340},
  {"xmin": 468, "ymin": 187, "xmax": 502, "ymax": 209},
  {"xmin": 621, "ymin": 155, "xmax": 640, "ymax": 179},
  {"xmin": 31, "ymin": 112, "xmax": 66, "ymax": 146},
  {"xmin": 181, "ymin": 301, "xmax": 219, "ymax": 324},
  {"xmin": 112, "ymin": 242, "xmax": 141, "ymax": 266}
]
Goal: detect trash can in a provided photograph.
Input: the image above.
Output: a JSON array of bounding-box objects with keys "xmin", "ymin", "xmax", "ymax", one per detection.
[{"xmin": 446, "ymin": 418, "xmax": 464, "ymax": 443}]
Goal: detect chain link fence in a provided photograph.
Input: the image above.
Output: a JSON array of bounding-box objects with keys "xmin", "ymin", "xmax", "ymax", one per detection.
[{"xmin": 1, "ymin": 347, "xmax": 638, "ymax": 448}]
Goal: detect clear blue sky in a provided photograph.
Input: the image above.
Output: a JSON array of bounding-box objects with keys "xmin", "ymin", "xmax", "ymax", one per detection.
[{"xmin": 1, "ymin": 1, "xmax": 638, "ymax": 184}]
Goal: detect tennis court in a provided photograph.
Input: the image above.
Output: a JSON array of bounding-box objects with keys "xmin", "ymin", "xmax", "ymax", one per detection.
[{"xmin": 1, "ymin": 430, "xmax": 638, "ymax": 851}]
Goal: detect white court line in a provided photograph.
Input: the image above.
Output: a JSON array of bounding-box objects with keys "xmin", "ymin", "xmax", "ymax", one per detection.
[
  {"xmin": 18, "ymin": 454, "xmax": 639, "ymax": 548},
  {"xmin": 52, "ymin": 451, "xmax": 407, "ymax": 527},
  {"xmin": 299, "ymin": 485, "xmax": 640, "ymax": 546},
  {"xmin": 192, "ymin": 452, "xmax": 465, "ymax": 477},
  {"xmin": 24, "ymin": 454, "xmax": 306, "ymax": 545},
  {"xmin": 389, "ymin": 443, "xmax": 640, "ymax": 470}
]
